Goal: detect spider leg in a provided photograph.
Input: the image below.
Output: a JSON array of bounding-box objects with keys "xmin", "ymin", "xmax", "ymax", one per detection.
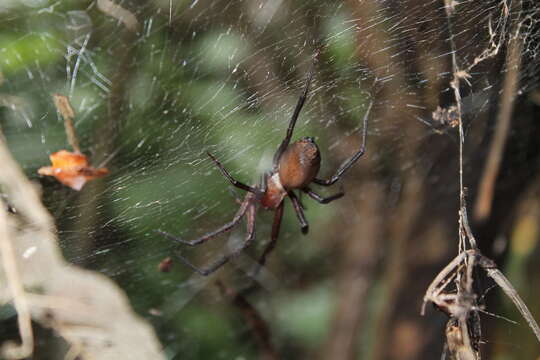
[
  {"xmin": 298, "ymin": 191, "xmax": 307, "ymax": 210},
  {"xmin": 313, "ymin": 100, "xmax": 373, "ymax": 186},
  {"xmin": 207, "ymin": 152, "xmax": 259, "ymax": 194},
  {"xmin": 228, "ymin": 187, "xmax": 243, "ymax": 205},
  {"xmin": 174, "ymin": 202, "xmax": 257, "ymax": 276},
  {"xmin": 303, "ymin": 186, "xmax": 344, "ymax": 204},
  {"xmin": 288, "ymin": 191, "xmax": 308, "ymax": 234},
  {"xmin": 156, "ymin": 193, "xmax": 253, "ymax": 246},
  {"xmin": 254, "ymin": 201, "xmax": 284, "ymax": 273},
  {"xmin": 272, "ymin": 52, "xmax": 319, "ymax": 171}
]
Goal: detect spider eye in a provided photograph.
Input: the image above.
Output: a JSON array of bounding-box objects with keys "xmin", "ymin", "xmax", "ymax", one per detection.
[{"xmin": 302, "ymin": 136, "xmax": 315, "ymax": 143}]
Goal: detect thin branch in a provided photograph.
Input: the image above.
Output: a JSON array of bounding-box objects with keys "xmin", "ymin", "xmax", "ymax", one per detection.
[
  {"xmin": 53, "ymin": 94, "xmax": 80, "ymax": 154},
  {"xmin": 444, "ymin": 0, "xmax": 468, "ymax": 253},
  {"xmin": 480, "ymin": 261, "xmax": 540, "ymax": 342},
  {"xmin": 460, "ymin": 205, "xmax": 477, "ymax": 249}
]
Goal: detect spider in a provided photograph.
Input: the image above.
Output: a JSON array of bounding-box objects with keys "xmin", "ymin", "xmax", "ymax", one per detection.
[{"xmin": 158, "ymin": 53, "xmax": 373, "ymax": 276}]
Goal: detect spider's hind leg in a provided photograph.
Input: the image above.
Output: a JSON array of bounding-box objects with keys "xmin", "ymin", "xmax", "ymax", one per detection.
[
  {"xmin": 252, "ymin": 201, "xmax": 284, "ymax": 275},
  {"xmin": 174, "ymin": 202, "xmax": 258, "ymax": 276},
  {"xmin": 174, "ymin": 250, "xmax": 234, "ymax": 276},
  {"xmin": 156, "ymin": 193, "xmax": 253, "ymax": 247}
]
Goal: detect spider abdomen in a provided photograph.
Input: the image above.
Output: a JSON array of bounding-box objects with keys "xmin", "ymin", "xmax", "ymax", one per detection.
[{"xmin": 278, "ymin": 137, "xmax": 321, "ymax": 190}]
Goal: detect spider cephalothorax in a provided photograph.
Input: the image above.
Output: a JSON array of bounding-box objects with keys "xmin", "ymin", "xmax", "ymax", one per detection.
[{"xmin": 158, "ymin": 53, "xmax": 372, "ymax": 275}]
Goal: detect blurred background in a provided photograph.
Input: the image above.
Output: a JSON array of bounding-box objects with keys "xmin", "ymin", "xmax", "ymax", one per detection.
[{"xmin": 1, "ymin": 0, "xmax": 540, "ymax": 359}]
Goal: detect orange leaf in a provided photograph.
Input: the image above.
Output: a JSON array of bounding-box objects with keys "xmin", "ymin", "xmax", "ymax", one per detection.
[{"xmin": 38, "ymin": 150, "xmax": 109, "ymax": 191}]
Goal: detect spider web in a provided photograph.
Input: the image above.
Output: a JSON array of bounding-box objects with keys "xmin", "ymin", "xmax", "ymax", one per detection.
[{"xmin": 1, "ymin": 0, "xmax": 540, "ymax": 359}]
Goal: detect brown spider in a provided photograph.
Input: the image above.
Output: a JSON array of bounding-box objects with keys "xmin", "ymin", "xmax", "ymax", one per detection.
[{"xmin": 158, "ymin": 53, "xmax": 372, "ymax": 276}]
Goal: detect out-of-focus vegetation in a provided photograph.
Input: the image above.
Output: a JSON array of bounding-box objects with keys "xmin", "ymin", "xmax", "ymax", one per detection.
[{"xmin": 1, "ymin": 0, "xmax": 540, "ymax": 359}]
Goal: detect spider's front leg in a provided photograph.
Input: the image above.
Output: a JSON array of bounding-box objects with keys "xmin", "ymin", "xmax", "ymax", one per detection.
[
  {"xmin": 272, "ymin": 51, "xmax": 319, "ymax": 171},
  {"xmin": 314, "ymin": 100, "xmax": 372, "ymax": 186},
  {"xmin": 207, "ymin": 152, "xmax": 259, "ymax": 194}
]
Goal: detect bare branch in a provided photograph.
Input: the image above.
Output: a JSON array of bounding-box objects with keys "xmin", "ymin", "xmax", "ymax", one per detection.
[
  {"xmin": 480, "ymin": 262, "xmax": 540, "ymax": 342},
  {"xmin": 53, "ymin": 94, "xmax": 80, "ymax": 154}
]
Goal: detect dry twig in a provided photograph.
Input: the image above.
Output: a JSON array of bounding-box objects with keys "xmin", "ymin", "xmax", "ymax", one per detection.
[{"xmin": 53, "ymin": 94, "xmax": 80, "ymax": 154}]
